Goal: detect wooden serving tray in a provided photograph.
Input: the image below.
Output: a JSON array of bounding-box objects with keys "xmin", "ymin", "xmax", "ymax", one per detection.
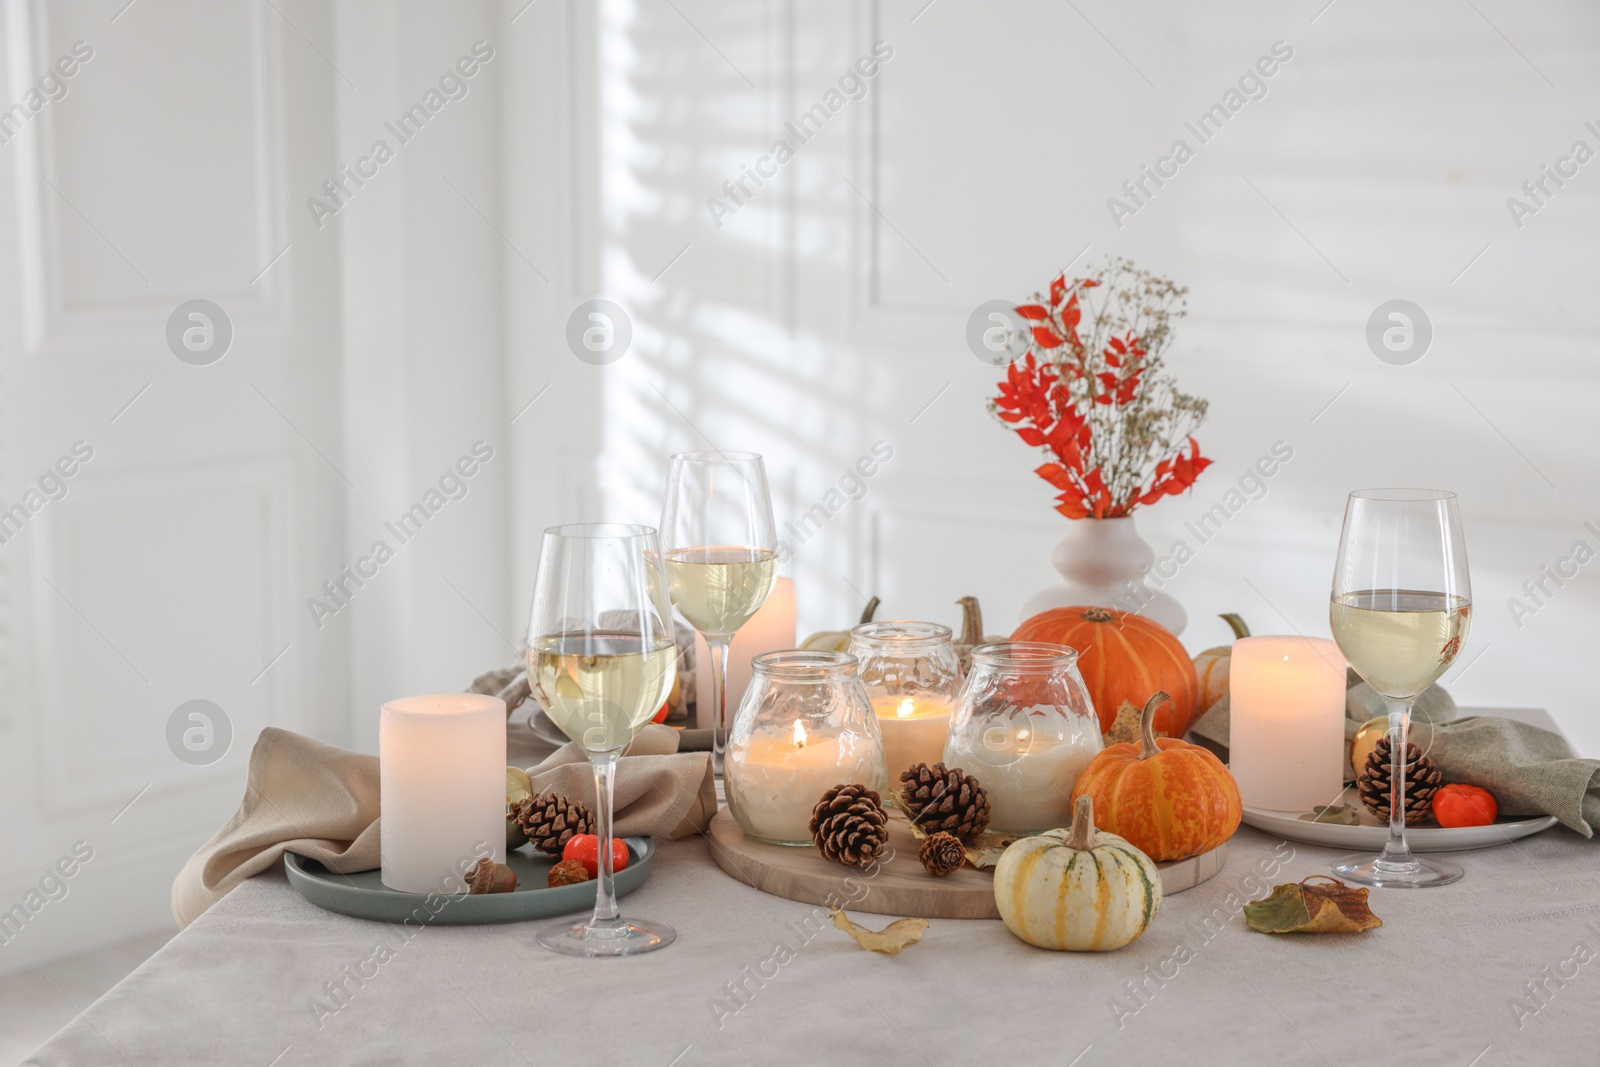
[{"xmin": 706, "ymin": 808, "xmax": 1226, "ymax": 919}]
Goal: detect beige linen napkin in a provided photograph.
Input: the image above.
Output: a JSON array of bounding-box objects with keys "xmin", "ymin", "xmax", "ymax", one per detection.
[{"xmin": 172, "ymin": 723, "xmax": 714, "ymax": 928}]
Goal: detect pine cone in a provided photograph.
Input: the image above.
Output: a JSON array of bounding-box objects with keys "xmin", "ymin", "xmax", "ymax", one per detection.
[
  {"xmin": 809, "ymin": 784, "xmax": 888, "ymax": 868},
  {"xmin": 1357, "ymin": 736, "xmax": 1443, "ymax": 825},
  {"xmin": 899, "ymin": 762, "xmax": 990, "ymax": 843},
  {"xmin": 918, "ymin": 831, "xmax": 965, "ymax": 877},
  {"xmin": 512, "ymin": 791, "xmax": 595, "ymax": 856}
]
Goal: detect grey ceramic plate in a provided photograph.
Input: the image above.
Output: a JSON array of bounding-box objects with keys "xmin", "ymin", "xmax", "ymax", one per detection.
[{"xmin": 284, "ymin": 838, "xmax": 655, "ymax": 924}]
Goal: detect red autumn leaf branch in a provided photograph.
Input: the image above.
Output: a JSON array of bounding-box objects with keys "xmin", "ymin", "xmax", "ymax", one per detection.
[{"xmin": 988, "ymin": 259, "xmax": 1211, "ymax": 519}]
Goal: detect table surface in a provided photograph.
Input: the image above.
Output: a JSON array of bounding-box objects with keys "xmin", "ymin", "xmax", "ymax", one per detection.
[{"xmin": 27, "ymin": 709, "xmax": 1598, "ymax": 1067}]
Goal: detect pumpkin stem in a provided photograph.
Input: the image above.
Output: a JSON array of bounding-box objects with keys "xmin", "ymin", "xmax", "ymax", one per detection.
[
  {"xmin": 1137, "ymin": 691, "xmax": 1171, "ymax": 759},
  {"xmin": 858, "ymin": 596, "xmax": 881, "ymax": 625},
  {"xmin": 1220, "ymin": 613, "xmax": 1250, "ymax": 640},
  {"xmin": 1065, "ymin": 795, "xmax": 1098, "ymax": 850},
  {"xmin": 956, "ymin": 596, "xmax": 983, "ymax": 645},
  {"xmin": 1081, "ymin": 606, "xmax": 1115, "ymax": 623}
]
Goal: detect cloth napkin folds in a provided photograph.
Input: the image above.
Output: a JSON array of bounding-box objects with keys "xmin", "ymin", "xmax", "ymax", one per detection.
[
  {"xmin": 172, "ymin": 723, "xmax": 715, "ymax": 927},
  {"xmin": 1189, "ymin": 679, "xmax": 1600, "ymax": 837}
]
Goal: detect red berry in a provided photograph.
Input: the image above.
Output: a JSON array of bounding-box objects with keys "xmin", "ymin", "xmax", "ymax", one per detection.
[
  {"xmin": 1432, "ymin": 784, "xmax": 1498, "ymax": 828},
  {"xmin": 560, "ymin": 834, "xmax": 629, "ymax": 876}
]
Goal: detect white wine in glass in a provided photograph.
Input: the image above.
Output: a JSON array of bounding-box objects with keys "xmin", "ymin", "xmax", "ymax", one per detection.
[
  {"xmin": 660, "ymin": 453, "xmax": 778, "ymax": 776},
  {"xmin": 530, "ymin": 632, "xmax": 676, "ymax": 755},
  {"xmin": 1329, "ymin": 490, "xmax": 1472, "ymax": 889},
  {"xmin": 527, "ymin": 523, "xmax": 678, "ymax": 956},
  {"xmin": 663, "ymin": 547, "xmax": 778, "ymax": 636}
]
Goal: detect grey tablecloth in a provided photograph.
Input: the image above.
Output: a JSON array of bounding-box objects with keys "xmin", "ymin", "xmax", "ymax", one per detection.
[{"xmin": 26, "ymin": 712, "xmax": 1599, "ymax": 1066}]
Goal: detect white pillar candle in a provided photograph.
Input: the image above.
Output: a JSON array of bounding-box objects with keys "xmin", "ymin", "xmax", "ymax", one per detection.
[
  {"xmin": 871, "ymin": 695, "xmax": 952, "ymax": 779},
  {"xmin": 696, "ymin": 577, "xmax": 796, "ymax": 723},
  {"xmin": 1228, "ymin": 636, "xmax": 1346, "ymax": 812},
  {"xmin": 945, "ymin": 733, "xmax": 1100, "ymax": 833},
  {"xmin": 380, "ymin": 693, "xmax": 506, "ymax": 893},
  {"xmin": 726, "ymin": 720, "xmax": 875, "ymax": 844}
]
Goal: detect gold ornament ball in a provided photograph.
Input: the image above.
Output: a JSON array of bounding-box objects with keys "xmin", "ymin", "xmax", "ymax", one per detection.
[{"xmin": 1350, "ymin": 717, "xmax": 1387, "ymax": 780}]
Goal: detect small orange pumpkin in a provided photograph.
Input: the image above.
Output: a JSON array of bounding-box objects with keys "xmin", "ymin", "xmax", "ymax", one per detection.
[
  {"xmin": 1012, "ymin": 606, "xmax": 1199, "ymax": 737},
  {"xmin": 1193, "ymin": 613, "xmax": 1250, "ymax": 711},
  {"xmin": 1071, "ymin": 692, "xmax": 1242, "ymax": 862}
]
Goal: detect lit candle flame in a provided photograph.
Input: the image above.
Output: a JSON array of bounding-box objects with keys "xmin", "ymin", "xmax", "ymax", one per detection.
[
  {"xmin": 793, "ymin": 720, "xmax": 807, "ymax": 748},
  {"xmin": 896, "ymin": 697, "xmax": 915, "ymax": 719}
]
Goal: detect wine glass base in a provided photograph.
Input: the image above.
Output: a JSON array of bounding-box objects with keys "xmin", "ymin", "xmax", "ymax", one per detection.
[
  {"xmin": 1332, "ymin": 852, "xmax": 1463, "ymax": 889},
  {"xmin": 535, "ymin": 917, "xmax": 677, "ymax": 957}
]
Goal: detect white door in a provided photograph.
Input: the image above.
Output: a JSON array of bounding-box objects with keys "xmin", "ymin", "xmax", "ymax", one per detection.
[{"xmin": 0, "ymin": 0, "xmax": 348, "ymax": 970}]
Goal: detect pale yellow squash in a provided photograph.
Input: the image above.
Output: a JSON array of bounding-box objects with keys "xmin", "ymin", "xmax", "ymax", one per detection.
[{"xmin": 993, "ymin": 795, "xmax": 1161, "ymax": 951}]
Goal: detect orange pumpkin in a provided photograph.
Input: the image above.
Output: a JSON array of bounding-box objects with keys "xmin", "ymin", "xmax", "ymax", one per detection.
[
  {"xmin": 1012, "ymin": 606, "xmax": 1199, "ymax": 737},
  {"xmin": 1193, "ymin": 613, "xmax": 1250, "ymax": 711},
  {"xmin": 1071, "ymin": 693, "xmax": 1241, "ymax": 861}
]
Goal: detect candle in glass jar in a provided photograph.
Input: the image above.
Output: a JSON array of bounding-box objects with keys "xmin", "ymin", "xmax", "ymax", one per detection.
[
  {"xmin": 380, "ymin": 693, "xmax": 506, "ymax": 893},
  {"xmin": 871, "ymin": 695, "xmax": 952, "ymax": 779},
  {"xmin": 726, "ymin": 721, "xmax": 857, "ymax": 845},
  {"xmin": 945, "ymin": 731, "xmax": 1099, "ymax": 833},
  {"xmin": 1229, "ymin": 636, "xmax": 1346, "ymax": 811}
]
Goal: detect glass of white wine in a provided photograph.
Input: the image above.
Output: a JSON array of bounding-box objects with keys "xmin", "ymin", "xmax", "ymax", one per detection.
[
  {"xmin": 528, "ymin": 523, "xmax": 677, "ymax": 956},
  {"xmin": 660, "ymin": 452, "xmax": 778, "ymax": 776},
  {"xmin": 1329, "ymin": 489, "xmax": 1472, "ymax": 888}
]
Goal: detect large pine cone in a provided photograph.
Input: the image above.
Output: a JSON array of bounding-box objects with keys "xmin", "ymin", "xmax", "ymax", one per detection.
[
  {"xmin": 512, "ymin": 791, "xmax": 595, "ymax": 855},
  {"xmin": 809, "ymin": 784, "xmax": 888, "ymax": 868},
  {"xmin": 899, "ymin": 762, "xmax": 990, "ymax": 843},
  {"xmin": 1356, "ymin": 736, "xmax": 1443, "ymax": 825}
]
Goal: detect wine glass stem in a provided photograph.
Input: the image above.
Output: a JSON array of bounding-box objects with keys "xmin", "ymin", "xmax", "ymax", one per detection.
[
  {"xmin": 1378, "ymin": 697, "xmax": 1416, "ymax": 868},
  {"xmin": 706, "ymin": 636, "xmax": 730, "ymax": 777},
  {"xmin": 589, "ymin": 753, "xmax": 621, "ymax": 928}
]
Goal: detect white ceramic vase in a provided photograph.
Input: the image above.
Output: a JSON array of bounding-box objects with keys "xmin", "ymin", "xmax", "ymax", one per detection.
[{"xmin": 1018, "ymin": 515, "xmax": 1187, "ymax": 636}]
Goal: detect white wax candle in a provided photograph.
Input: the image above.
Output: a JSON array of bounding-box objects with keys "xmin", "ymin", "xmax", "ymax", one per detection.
[
  {"xmin": 726, "ymin": 720, "xmax": 878, "ymax": 844},
  {"xmin": 696, "ymin": 577, "xmax": 796, "ymax": 723},
  {"xmin": 871, "ymin": 695, "xmax": 952, "ymax": 780},
  {"xmin": 945, "ymin": 732, "xmax": 1100, "ymax": 833},
  {"xmin": 380, "ymin": 693, "xmax": 506, "ymax": 893},
  {"xmin": 1228, "ymin": 636, "xmax": 1346, "ymax": 812}
]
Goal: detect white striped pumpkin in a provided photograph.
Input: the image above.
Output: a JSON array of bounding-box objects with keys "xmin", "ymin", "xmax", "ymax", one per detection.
[{"xmin": 994, "ymin": 795, "xmax": 1161, "ymax": 951}]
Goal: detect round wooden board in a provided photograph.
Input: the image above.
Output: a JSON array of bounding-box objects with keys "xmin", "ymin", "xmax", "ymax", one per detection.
[{"xmin": 706, "ymin": 808, "xmax": 1227, "ymax": 919}]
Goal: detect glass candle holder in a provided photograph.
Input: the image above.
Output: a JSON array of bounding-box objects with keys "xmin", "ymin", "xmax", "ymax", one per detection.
[
  {"xmin": 848, "ymin": 621, "xmax": 961, "ymax": 781},
  {"xmin": 943, "ymin": 642, "xmax": 1102, "ymax": 833},
  {"xmin": 725, "ymin": 651, "xmax": 887, "ymax": 846}
]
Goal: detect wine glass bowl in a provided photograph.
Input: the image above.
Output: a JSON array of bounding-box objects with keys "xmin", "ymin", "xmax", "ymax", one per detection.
[
  {"xmin": 527, "ymin": 523, "xmax": 678, "ymax": 956},
  {"xmin": 660, "ymin": 452, "xmax": 779, "ymax": 775},
  {"xmin": 1328, "ymin": 489, "xmax": 1472, "ymax": 889}
]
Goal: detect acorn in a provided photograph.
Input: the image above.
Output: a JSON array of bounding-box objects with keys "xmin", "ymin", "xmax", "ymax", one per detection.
[{"xmin": 466, "ymin": 858, "xmax": 517, "ymax": 894}]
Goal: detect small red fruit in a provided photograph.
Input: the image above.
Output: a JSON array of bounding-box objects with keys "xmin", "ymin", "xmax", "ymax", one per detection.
[
  {"xmin": 1432, "ymin": 784, "xmax": 1498, "ymax": 828},
  {"xmin": 561, "ymin": 834, "xmax": 629, "ymax": 877}
]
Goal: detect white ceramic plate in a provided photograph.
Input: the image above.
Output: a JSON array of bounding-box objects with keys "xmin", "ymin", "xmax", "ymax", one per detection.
[{"xmin": 1242, "ymin": 788, "xmax": 1558, "ymax": 853}]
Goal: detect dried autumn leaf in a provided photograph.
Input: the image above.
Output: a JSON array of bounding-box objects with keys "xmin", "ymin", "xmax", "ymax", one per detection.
[
  {"xmin": 886, "ymin": 788, "xmax": 926, "ymax": 839},
  {"xmin": 1102, "ymin": 700, "xmax": 1147, "ymax": 746},
  {"xmin": 1297, "ymin": 804, "xmax": 1360, "ymax": 826},
  {"xmin": 1243, "ymin": 876, "xmax": 1382, "ymax": 935},
  {"xmin": 830, "ymin": 910, "xmax": 928, "ymax": 955},
  {"xmin": 961, "ymin": 829, "xmax": 1023, "ymax": 870}
]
